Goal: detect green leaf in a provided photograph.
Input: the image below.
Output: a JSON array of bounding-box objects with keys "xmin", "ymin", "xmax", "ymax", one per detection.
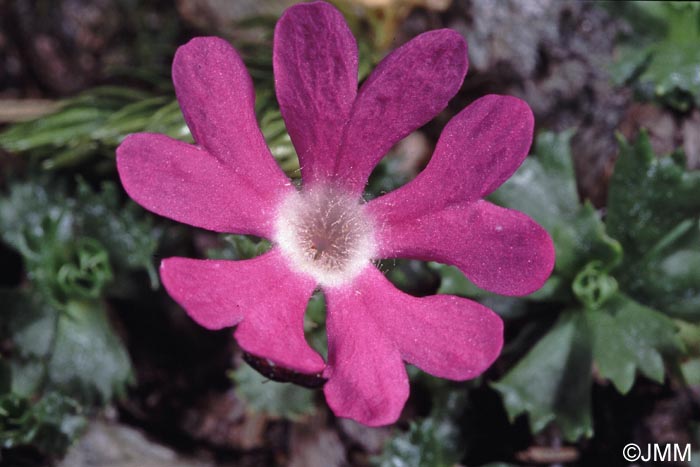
[
  {"xmin": 571, "ymin": 261, "xmax": 618, "ymax": 310},
  {"xmin": 588, "ymin": 293, "xmax": 684, "ymax": 394},
  {"xmin": 492, "ymin": 311, "xmax": 593, "ymax": 441},
  {"xmin": 258, "ymin": 106, "xmax": 299, "ymax": 176},
  {"xmin": 1, "ymin": 290, "xmax": 57, "ymax": 397},
  {"xmin": 607, "ymin": 134, "xmax": 700, "ymax": 318},
  {"xmin": 0, "ymin": 179, "xmax": 73, "ymax": 254},
  {"xmin": 48, "ymin": 301, "xmax": 133, "ymax": 405},
  {"xmin": 1, "ymin": 292, "xmax": 132, "ymax": 405},
  {"xmin": 559, "ymin": 203, "xmax": 623, "ymax": 278},
  {"xmin": 0, "ymin": 107, "xmax": 111, "ymax": 151},
  {"xmin": 230, "ymin": 364, "xmax": 316, "ymax": 421},
  {"xmin": 304, "ymin": 291, "xmax": 328, "ymax": 359},
  {"xmin": 629, "ymin": 220, "xmax": 700, "ymax": 320},
  {"xmin": 75, "ymin": 180, "xmax": 161, "ymax": 287},
  {"xmin": 678, "ymin": 320, "xmax": 700, "ymax": 356},
  {"xmin": 373, "ymin": 381, "xmax": 466, "ymax": 467},
  {"xmin": 9, "ymin": 360, "xmax": 45, "ymax": 398},
  {"xmin": 373, "ymin": 417, "xmax": 463, "ymax": 467},
  {"xmin": 0, "ymin": 84, "xmax": 187, "ymax": 170},
  {"xmin": 681, "ymin": 358, "xmax": 700, "ymax": 385},
  {"xmin": 1, "ymin": 290, "xmax": 56, "ymax": 358},
  {"xmin": 56, "ymin": 238, "xmax": 114, "ymax": 300},
  {"xmin": 0, "ymin": 179, "xmax": 161, "ymax": 296},
  {"xmin": 0, "ymin": 392, "xmax": 85, "ymax": 455},
  {"xmin": 640, "ymin": 41, "xmax": 700, "ymax": 110},
  {"xmin": 490, "ymin": 131, "xmax": 578, "ymax": 227},
  {"xmin": 609, "ymin": 44, "xmax": 651, "ymax": 86},
  {"xmin": 610, "ymin": 2, "xmax": 700, "ymax": 109},
  {"xmin": 607, "ymin": 133, "xmax": 700, "ymax": 260},
  {"xmin": 0, "ymin": 33, "xmax": 305, "ymax": 173}
]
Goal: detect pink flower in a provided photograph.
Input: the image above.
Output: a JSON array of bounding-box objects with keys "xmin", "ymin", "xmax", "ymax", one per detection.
[{"xmin": 116, "ymin": 1, "xmax": 554, "ymax": 426}]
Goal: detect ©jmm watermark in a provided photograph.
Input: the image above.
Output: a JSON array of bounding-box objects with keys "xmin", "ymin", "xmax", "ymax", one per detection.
[{"xmin": 623, "ymin": 443, "xmax": 692, "ymax": 463}]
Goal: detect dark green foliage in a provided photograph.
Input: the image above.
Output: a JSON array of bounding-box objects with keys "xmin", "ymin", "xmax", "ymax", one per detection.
[
  {"xmin": 47, "ymin": 300, "xmax": 133, "ymax": 404},
  {"xmin": 0, "ymin": 392, "xmax": 85, "ymax": 455},
  {"xmin": 610, "ymin": 1, "xmax": 700, "ymax": 110},
  {"xmin": 0, "ymin": 179, "xmax": 160, "ymax": 300},
  {"xmin": 0, "ymin": 178, "xmax": 157, "ymax": 456},
  {"xmin": 0, "ymin": 86, "xmax": 187, "ymax": 171},
  {"xmin": 589, "ymin": 294, "xmax": 683, "ymax": 393},
  {"xmin": 304, "ymin": 291, "xmax": 329, "ymax": 359},
  {"xmin": 2, "ymin": 291, "xmax": 132, "ymax": 405},
  {"xmin": 493, "ymin": 312, "xmax": 594, "ymax": 442},
  {"xmin": 607, "ymin": 134, "xmax": 700, "ymax": 261},
  {"xmin": 374, "ymin": 417, "xmax": 463, "ymax": 467},
  {"xmin": 607, "ymin": 133, "xmax": 700, "ymax": 320},
  {"xmin": 374, "ymin": 379, "xmax": 466, "ymax": 467}
]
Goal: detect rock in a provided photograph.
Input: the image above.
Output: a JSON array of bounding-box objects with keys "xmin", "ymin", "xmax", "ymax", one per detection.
[
  {"xmin": 59, "ymin": 420, "xmax": 213, "ymax": 467},
  {"xmin": 443, "ymin": 0, "xmax": 630, "ymax": 205},
  {"xmin": 287, "ymin": 413, "xmax": 347, "ymax": 467},
  {"xmin": 454, "ymin": 0, "xmax": 560, "ymax": 78}
]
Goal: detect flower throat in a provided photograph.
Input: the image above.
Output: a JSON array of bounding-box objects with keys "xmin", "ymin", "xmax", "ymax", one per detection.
[{"xmin": 274, "ymin": 187, "xmax": 375, "ymax": 288}]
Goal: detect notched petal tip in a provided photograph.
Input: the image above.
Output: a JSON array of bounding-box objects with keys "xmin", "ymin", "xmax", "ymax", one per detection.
[
  {"xmin": 274, "ymin": 0, "xmax": 358, "ymax": 186},
  {"xmin": 160, "ymin": 252, "xmax": 325, "ymax": 375},
  {"xmin": 171, "ymin": 33, "xmax": 285, "ymax": 185},
  {"xmin": 462, "ymin": 203, "xmax": 556, "ymax": 297},
  {"xmin": 333, "ymin": 26, "xmax": 470, "ymax": 194}
]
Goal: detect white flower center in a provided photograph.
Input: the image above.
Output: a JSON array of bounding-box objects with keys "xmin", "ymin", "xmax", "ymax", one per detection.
[{"xmin": 273, "ymin": 187, "xmax": 375, "ymax": 288}]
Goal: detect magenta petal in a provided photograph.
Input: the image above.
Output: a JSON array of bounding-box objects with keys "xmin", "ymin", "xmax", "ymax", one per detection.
[
  {"xmin": 371, "ymin": 200, "xmax": 555, "ymax": 296},
  {"xmin": 366, "ymin": 267, "xmax": 502, "ymax": 379},
  {"xmin": 117, "ymin": 133, "xmax": 287, "ymax": 237},
  {"xmin": 332, "ymin": 29, "xmax": 468, "ymax": 194},
  {"xmin": 172, "ymin": 36, "xmax": 288, "ymax": 186},
  {"xmin": 370, "ymin": 95, "xmax": 534, "ymax": 219},
  {"xmin": 160, "ymin": 249, "xmax": 325, "ymax": 374},
  {"xmin": 324, "ymin": 273, "xmax": 409, "ymax": 426},
  {"xmin": 323, "ymin": 265, "xmax": 503, "ymax": 425},
  {"xmin": 274, "ymin": 1, "xmax": 358, "ymax": 185}
]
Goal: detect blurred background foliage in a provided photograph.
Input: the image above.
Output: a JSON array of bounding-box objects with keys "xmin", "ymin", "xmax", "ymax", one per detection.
[{"xmin": 0, "ymin": 0, "xmax": 699, "ymax": 466}]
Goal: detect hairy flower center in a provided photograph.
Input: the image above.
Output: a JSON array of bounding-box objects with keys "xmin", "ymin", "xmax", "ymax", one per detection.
[{"xmin": 274, "ymin": 187, "xmax": 375, "ymax": 287}]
